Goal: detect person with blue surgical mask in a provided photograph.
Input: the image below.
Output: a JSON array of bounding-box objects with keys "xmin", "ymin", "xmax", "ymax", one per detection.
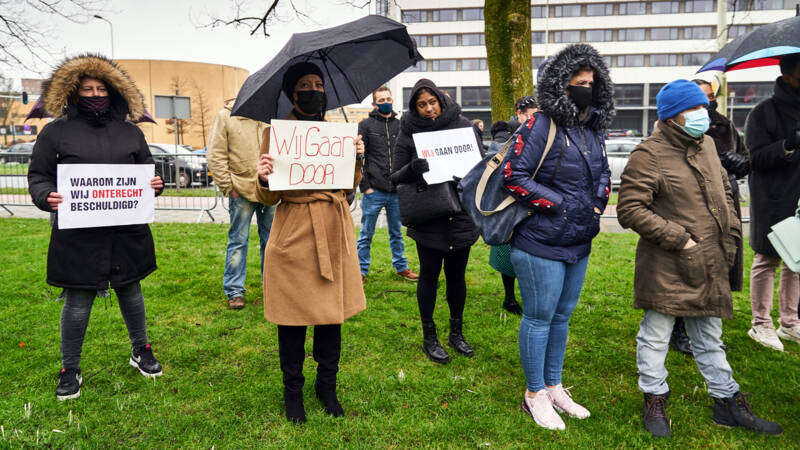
[{"xmin": 618, "ymin": 79, "xmax": 782, "ymax": 438}]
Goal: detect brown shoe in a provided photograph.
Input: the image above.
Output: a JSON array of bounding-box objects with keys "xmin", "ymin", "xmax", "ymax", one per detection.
[
  {"xmin": 228, "ymin": 296, "xmax": 245, "ymax": 310},
  {"xmin": 361, "ymin": 274, "xmax": 366, "ymax": 284},
  {"xmin": 397, "ymin": 269, "xmax": 419, "ymax": 281}
]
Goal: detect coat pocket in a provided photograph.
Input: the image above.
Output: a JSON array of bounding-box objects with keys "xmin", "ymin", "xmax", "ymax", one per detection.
[{"xmin": 677, "ymin": 244, "xmax": 707, "ymax": 288}]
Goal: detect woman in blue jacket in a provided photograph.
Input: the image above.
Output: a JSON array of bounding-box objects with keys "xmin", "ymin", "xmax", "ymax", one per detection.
[{"xmin": 503, "ymin": 44, "xmax": 614, "ymax": 430}]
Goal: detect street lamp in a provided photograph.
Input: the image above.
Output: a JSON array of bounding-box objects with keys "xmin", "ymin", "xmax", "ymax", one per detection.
[{"xmin": 93, "ymin": 15, "xmax": 114, "ymax": 59}]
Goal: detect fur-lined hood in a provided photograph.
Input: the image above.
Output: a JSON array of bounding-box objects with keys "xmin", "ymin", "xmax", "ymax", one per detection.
[
  {"xmin": 42, "ymin": 54, "xmax": 145, "ymax": 121},
  {"xmin": 536, "ymin": 44, "xmax": 615, "ymax": 131}
]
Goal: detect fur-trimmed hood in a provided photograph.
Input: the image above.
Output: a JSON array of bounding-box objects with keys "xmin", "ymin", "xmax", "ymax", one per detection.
[
  {"xmin": 42, "ymin": 54, "xmax": 145, "ymax": 121},
  {"xmin": 536, "ymin": 44, "xmax": 615, "ymax": 131}
]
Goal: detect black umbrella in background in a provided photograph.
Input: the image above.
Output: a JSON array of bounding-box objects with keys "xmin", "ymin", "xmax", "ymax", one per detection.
[{"xmin": 231, "ymin": 15, "xmax": 423, "ymax": 123}]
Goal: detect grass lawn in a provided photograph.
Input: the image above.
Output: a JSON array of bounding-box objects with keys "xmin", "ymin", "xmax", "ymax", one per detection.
[{"xmin": 1, "ymin": 218, "xmax": 798, "ymax": 448}]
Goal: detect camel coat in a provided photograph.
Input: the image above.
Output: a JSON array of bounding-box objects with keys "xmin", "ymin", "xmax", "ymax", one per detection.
[{"xmin": 254, "ymin": 114, "xmax": 366, "ymax": 326}]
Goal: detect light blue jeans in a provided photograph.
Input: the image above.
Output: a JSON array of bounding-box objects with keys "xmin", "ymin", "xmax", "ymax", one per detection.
[
  {"xmin": 223, "ymin": 195, "xmax": 275, "ymax": 299},
  {"xmin": 511, "ymin": 247, "xmax": 589, "ymax": 392},
  {"xmin": 356, "ymin": 189, "xmax": 408, "ymax": 276},
  {"xmin": 637, "ymin": 309, "xmax": 739, "ymax": 398}
]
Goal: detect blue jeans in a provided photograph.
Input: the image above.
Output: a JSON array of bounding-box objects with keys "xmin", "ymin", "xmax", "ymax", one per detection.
[
  {"xmin": 511, "ymin": 247, "xmax": 589, "ymax": 392},
  {"xmin": 356, "ymin": 189, "xmax": 408, "ymax": 276},
  {"xmin": 223, "ymin": 195, "xmax": 275, "ymax": 299},
  {"xmin": 637, "ymin": 309, "xmax": 739, "ymax": 398}
]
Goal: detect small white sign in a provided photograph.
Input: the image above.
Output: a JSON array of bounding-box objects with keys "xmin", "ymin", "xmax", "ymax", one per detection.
[
  {"xmin": 57, "ymin": 164, "xmax": 155, "ymax": 229},
  {"xmin": 413, "ymin": 127, "xmax": 482, "ymax": 184},
  {"xmin": 267, "ymin": 119, "xmax": 358, "ymax": 190}
]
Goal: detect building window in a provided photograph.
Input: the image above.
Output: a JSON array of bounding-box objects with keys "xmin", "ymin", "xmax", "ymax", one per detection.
[
  {"xmin": 651, "ymin": 28, "xmax": 679, "ymax": 40},
  {"xmin": 531, "ymin": 6, "xmax": 546, "ymax": 18},
  {"xmin": 553, "ymin": 30, "xmax": 581, "ymax": 43},
  {"xmin": 686, "ymin": 0, "xmax": 715, "ymax": 12},
  {"xmin": 431, "ymin": 35, "xmax": 458, "ymax": 47},
  {"xmin": 649, "ymin": 83, "xmax": 666, "ymax": 106},
  {"xmin": 432, "ymin": 9, "xmax": 457, "ymax": 21},
  {"xmin": 404, "ymin": 60, "xmax": 427, "ymax": 72},
  {"xmin": 652, "ymin": 1, "xmax": 680, "ymax": 13},
  {"xmin": 462, "ymin": 59, "xmax": 488, "ymax": 71},
  {"xmin": 586, "ymin": 3, "xmax": 614, "ymax": 15},
  {"xmin": 401, "ymin": 10, "xmax": 427, "ymax": 23},
  {"xmin": 615, "ymin": 85, "xmax": 644, "ymax": 106},
  {"xmin": 684, "ymin": 26, "xmax": 714, "ymax": 39},
  {"xmin": 553, "ymin": 4, "xmax": 581, "ymax": 16},
  {"xmin": 586, "ymin": 29, "xmax": 613, "ymax": 42},
  {"xmin": 532, "ymin": 31, "xmax": 546, "ymax": 44},
  {"xmin": 462, "ymin": 33, "xmax": 485, "ymax": 46},
  {"xmin": 532, "ymin": 57, "xmax": 546, "ymax": 70},
  {"xmin": 439, "ymin": 86, "xmax": 457, "ymax": 100},
  {"xmin": 619, "ymin": 2, "xmax": 647, "ymax": 14},
  {"xmin": 432, "ymin": 59, "xmax": 458, "ymax": 71},
  {"xmin": 618, "ymin": 55, "xmax": 645, "ymax": 67},
  {"xmin": 462, "ymin": 8, "xmax": 483, "ymax": 20},
  {"xmin": 683, "ymin": 53, "xmax": 713, "ymax": 66},
  {"xmin": 602, "ymin": 55, "xmax": 613, "ymax": 67},
  {"xmin": 728, "ymin": 25, "xmax": 749, "ymax": 38},
  {"xmin": 618, "ymin": 28, "xmax": 646, "ymax": 41},
  {"xmin": 727, "ymin": 82, "xmax": 774, "ymax": 105},
  {"xmin": 729, "ymin": 0, "xmax": 784, "ymax": 9},
  {"xmin": 410, "ymin": 35, "xmax": 427, "ymax": 48},
  {"xmin": 610, "ymin": 110, "xmax": 644, "ymax": 136},
  {"xmin": 650, "ymin": 54, "xmax": 679, "ymax": 66},
  {"xmin": 462, "ymin": 87, "xmax": 491, "ymax": 107}
]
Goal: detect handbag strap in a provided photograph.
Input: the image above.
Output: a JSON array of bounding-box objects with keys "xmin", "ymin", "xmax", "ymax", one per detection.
[{"xmin": 474, "ymin": 117, "xmax": 557, "ymax": 216}]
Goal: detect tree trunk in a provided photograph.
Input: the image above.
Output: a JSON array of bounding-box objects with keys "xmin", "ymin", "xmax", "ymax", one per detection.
[{"xmin": 484, "ymin": 0, "xmax": 533, "ymax": 124}]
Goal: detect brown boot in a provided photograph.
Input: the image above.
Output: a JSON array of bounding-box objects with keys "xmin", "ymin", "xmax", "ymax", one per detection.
[{"xmin": 228, "ymin": 296, "xmax": 245, "ymax": 310}]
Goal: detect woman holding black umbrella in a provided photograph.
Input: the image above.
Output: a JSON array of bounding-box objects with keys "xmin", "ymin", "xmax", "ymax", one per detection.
[
  {"xmin": 255, "ymin": 62, "xmax": 366, "ymax": 424},
  {"xmin": 390, "ymin": 79, "xmax": 480, "ymax": 364}
]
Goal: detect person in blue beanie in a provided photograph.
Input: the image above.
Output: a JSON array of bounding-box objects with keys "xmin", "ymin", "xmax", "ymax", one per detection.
[{"xmin": 618, "ymin": 79, "xmax": 782, "ymax": 438}]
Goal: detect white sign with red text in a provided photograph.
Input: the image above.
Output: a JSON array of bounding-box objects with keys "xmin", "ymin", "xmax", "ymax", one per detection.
[
  {"xmin": 57, "ymin": 164, "xmax": 155, "ymax": 229},
  {"xmin": 413, "ymin": 127, "xmax": 482, "ymax": 184},
  {"xmin": 267, "ymin": 120, "xmax": 358, "ymax": 190}
]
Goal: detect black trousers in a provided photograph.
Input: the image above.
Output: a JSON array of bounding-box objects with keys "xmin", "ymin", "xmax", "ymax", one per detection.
[
  {"xmin": 277, "ymin": 324, "xmax": 341, "ymax": 395},
  {"xmin": 416, "ymin": 245, "xmax": 471, "ymax": 324}
]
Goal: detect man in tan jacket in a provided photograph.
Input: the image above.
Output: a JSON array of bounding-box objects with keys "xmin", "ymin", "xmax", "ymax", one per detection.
[{"xmin": 208, "ymin": 100, "xmax": 275, "ymax": 309}]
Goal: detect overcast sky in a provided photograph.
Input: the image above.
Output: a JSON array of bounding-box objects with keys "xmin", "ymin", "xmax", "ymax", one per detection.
[{"xmin": 7, "ymin": 0, "xmax": 371, "ymax": 83}]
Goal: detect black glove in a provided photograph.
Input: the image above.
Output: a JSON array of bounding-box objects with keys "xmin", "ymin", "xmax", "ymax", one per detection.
[
  {"xmin": 410, "ymin": 158, "xmax": 430, "ymax": 175},
  {"xmin": 719, "ymin": 151, "xmax": 749, "ymax": 178},
  {"xmin": 785, "ymin": 128, "xmax": 800, "ymax": 151}
]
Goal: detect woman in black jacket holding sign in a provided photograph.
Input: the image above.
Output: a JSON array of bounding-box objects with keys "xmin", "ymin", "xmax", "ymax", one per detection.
[
  {"xmin": 390, "ymin": 78, "xmax": 480, "ymax": 364},
  {"xmin": 27, "ymin": 54, "xmax": 164, "ymax": 400}
]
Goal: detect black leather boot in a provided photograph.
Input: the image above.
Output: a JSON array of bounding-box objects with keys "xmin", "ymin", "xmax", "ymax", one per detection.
[
  {"xmin": 283, "ymin": 391, "xmax": 306, "ymax": 424},
  {"xmin": 448, "ymin": 318, "xmax": 474, "ymax": 357},
  {"xmin": 670, "ymin": 317, "xmax": 693, "ymax": 355},
  {"xmin": 421, "ymin": 321, "xmax": 450, "ymax": 364},
  {"xmin": 712, "ymin": 392, "xmax": 782, "ymax": 435},
  {"xmin": 278, "ymin": 325, "xmax": 307, "ymax": 423},
  {"xmin": 313, "ymin": 325, "xmax": 344, "ymax": 417},
  {"xmin": 643, "ymin": 391, "xmax": 671, "ymax": 437},
  {"xmin": 502, "ymin": 298, "xmax": 523, "ymax": 315}
]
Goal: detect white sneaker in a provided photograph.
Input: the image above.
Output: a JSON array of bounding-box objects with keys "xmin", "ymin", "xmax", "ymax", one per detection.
[
  {"xmin": 776, "ymin": 325, "xmax": 800, "ymax": 344},
  {"xmin": 547, "ymin": 384, "xmax": 590, "ymax": 419},
  {"xmin": 748, "ymin": 325, "xmax": 784, "ymax": 351},
  {"xmin": 521, "ymin": 390, "xmax": 566, "ymax": 430}
]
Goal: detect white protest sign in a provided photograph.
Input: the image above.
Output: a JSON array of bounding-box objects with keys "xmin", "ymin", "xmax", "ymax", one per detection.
[
  {"xmin": 267, "ymin": 119, "xmax": 358, "ymax": 190},
  {"xmin": 57, "ymin": 164, "xmax": 155, "ymax": 229},
  {"xmin": 413, "ymin": 127, "xmax": 482, "ymax": 184}
]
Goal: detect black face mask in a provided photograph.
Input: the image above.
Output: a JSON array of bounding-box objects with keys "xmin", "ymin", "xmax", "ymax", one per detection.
[
  {"xmin": 295, "ymin": 90, "xmax": 326, "ymax": 116},
  {"xmin": 77, "ymin": 95, "xmax": 112, "ymax": 126},
  {"xmin": 567, "ymin": 85, "xmax": 593, "ymax": 111},
  {"xmin": 707, "ymin": 100, "xmax": 719, "ymax": 111}
]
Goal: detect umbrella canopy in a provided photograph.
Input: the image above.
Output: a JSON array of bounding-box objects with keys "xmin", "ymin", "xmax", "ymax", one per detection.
[
  {"xmin": 231, "ymin": 14, "xmax": 423, "ymax": 123},
  {"xmin": 698, "ymin": 15, "xmax": 800, "ymax": 73},
  {"xmin": 24, "ymin": 96, "xmax": 158, "ymax": 124}
]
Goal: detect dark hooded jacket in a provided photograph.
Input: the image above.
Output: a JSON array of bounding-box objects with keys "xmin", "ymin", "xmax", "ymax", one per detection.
[
  {"xmin": 358, "ymin": 109, "xmax": 400, "ymax": 193},
  {"xmin": 390, "ymin": 79, "xmax": 480, "ymax": 252},
  {"xmin": 745, "ymin": 77, "xmax": 800, "ymax": 258},
  {"xmin": 28, "ymin": 54, "xmax": 160, "ymax": 290},
  {"xmin": 502, "ymin": 44, "xmax": 614, "ymax": 263}
]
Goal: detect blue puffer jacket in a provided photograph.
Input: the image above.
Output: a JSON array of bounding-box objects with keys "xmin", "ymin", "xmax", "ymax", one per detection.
[{"xmin": 503, "ymin": 110, "xmax": 610, "ymax": 263}]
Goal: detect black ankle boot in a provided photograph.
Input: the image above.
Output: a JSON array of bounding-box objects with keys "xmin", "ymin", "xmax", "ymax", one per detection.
[
  {"xmin": 448, "ymin": 318, "xmax": 474, "ymax": 357},
  {"xmin": 284, "ymin": 391, "xmax": 306, "ymax": 423},
  {"xmin": 712, "ymin": 392, "xmax": 782, "ymax": 435},
  {"xmin": 502, "ymin": 298, "xmax": 522, "ymax": 315},
  {"xmin": 421, "ymin": 321, "xmax": 450, "ymax": 364},
  {"xmin": 670, "ymin": 318, "xmax": 693, "ymax": 355},
  {"xmin": 315, "ymin": 381, "xmax": 344, "ymax": 417},
  {"xmin": 643, "ymin": 391, "xmax": 671, "ymax": 437}
]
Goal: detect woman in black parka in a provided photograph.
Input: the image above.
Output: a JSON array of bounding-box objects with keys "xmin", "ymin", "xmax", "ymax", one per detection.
[
  {"xmin": 390, "ymin": 79, "xmax": 480, "ymax": 364},
  {"xmin": 28, "ymin": 54, "xmax": 164, "ymax": 400}
]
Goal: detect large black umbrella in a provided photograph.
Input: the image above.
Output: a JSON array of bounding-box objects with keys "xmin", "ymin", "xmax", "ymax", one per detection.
[
  {"xmin": 231, "ymin": 15, "xmax": 423, "ymax": 123},
  {"xmin": 698, "ymin": 15, "xmax": 800, "ymax": 73}
]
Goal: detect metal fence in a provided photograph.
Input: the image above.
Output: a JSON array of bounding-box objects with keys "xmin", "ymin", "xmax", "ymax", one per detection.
[{"xmin": 0, "ymin": 150, "xmax": 221, "ymax": 222}]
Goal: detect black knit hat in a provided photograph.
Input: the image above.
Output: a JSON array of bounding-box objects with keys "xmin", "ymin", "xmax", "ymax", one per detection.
[{"xmin": 282, "ymin": 62, "xmax": 324, "ymax": 99}]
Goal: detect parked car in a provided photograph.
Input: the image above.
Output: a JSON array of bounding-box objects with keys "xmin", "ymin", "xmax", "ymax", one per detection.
[
  {"xmin": 147, "ymin": 143, "xmax": 211, "ymax": 188},
  {"xmin": 0, "ymin": 142, "xmax": 34, "ymax": 164},
  {"xmin": 605, "ymin": 138, "xmax": 641, "ymax": 186}
]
